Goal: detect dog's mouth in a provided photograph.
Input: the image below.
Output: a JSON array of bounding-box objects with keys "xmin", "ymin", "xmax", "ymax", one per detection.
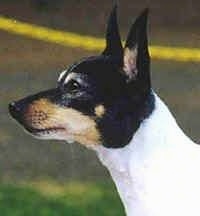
[
  {"xmin": 26, "ymin": 126, "xmax": 66, "ymax": 135},
  {"xmin": 21, "ymin": 124, "xmax": 72, "ymax": 141},
  {"xmin": 22, "ymin": 125, "xmax": 71, "ymax": 140}
]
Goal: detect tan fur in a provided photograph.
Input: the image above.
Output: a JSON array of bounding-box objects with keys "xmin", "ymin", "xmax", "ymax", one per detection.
[
  {"xmin": 25, "ymin": 98, "xmax": 101, "ymax": 146},
  {"xmin": 123, "ymin": 47, "xmax": 138, "ymax": 80},
  {"xmin": 95, "ymin": 104, "xmax": 105, "ymax": 117}
]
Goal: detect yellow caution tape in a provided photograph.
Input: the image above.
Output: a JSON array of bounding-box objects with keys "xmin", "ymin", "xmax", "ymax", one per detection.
[{"xmin": 0, "ymin": 15, "xmax": 199, "ymax": 62}]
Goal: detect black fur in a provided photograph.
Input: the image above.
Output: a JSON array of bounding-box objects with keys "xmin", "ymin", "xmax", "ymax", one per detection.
[
  {"xmin": 9, "ymin": 6, "xmax": 155, "ymax": 148},
  {"xmin": 102, "ymin": 5, "xmax": 123, "ymax": 58}
]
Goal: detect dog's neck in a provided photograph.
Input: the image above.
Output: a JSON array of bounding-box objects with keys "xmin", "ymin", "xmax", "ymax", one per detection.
[{"xmin": 94, "ymin": 93, "xmax": 196, "ymax": 216}]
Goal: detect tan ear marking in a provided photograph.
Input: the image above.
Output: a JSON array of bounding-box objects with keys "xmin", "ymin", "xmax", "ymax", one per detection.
[
  {"xmin": 123, "ymin": 47, "xmax": 138, "ymax": 80},
  {"xmin": 95, "ymin": 104, "xmax": 105, "ymax": 117}
]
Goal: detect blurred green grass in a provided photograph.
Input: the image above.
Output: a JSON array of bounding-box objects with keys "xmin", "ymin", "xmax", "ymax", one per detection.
[{"xmin": 0, "ymin": 181, "xmax": 125, "ymax": 216}]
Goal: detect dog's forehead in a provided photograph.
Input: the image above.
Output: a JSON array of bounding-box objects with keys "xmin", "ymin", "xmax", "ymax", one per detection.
[{"xmin": 58, "ymin": 55, "xmax": 118, "ymax": 84}]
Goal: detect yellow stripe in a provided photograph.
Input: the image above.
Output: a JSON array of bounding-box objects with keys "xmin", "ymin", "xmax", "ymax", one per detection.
[{"xmin": 0, "ymin": 15, "xmax": 199, "ymax": 62}]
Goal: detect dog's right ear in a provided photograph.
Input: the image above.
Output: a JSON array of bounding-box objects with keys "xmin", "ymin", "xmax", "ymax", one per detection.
[{"xmin": 102, "ymin": 5, "xmax": 123, "ymax": 59}]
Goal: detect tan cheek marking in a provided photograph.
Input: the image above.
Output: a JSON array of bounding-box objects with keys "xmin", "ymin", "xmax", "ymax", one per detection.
[
  {"xmin": 95, "ymin": 104, "xmax": 105, "ymax": 117},
  {"xmin": 26, "ymin": 98, "xmax": 101, "ymax": 146},
  {"xmin": 74, "ymin": 127, "xmax": 101, "ymax": 147},
  {"xmin": 55, "ymin": 108, "xmax": 101, "ymax": 146}
]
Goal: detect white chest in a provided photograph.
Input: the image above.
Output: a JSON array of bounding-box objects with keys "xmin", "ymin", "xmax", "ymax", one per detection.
[{"xmin": 95, "ymin": 95, "xmax": 200, "ymax": 216}]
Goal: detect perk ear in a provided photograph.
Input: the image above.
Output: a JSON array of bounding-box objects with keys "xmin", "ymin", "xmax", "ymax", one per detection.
[
  {"xmin": 123, "ymin": 9, "xmax": 150, "ymax": 86},
  {"xmin": 102, "ymin": 5, "xmax": 123, "ymax": 58}
]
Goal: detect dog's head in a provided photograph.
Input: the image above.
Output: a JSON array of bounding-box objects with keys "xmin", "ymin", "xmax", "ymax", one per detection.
[{"xmin": 9, "ymin": 6, "xmax": 154, "ymax": 148}]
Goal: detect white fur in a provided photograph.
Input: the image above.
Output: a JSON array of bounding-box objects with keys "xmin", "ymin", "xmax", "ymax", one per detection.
[
  {"xmin": 58, "ymin": 69, "xmax": 67, "ymax": 82},
  {"xmin": 94, "ymin": 93, "xmax": 200, "ymax": 216},
  {"xmin": 61, "ymin": 72, "xmax": 76, "ymax": 84}
]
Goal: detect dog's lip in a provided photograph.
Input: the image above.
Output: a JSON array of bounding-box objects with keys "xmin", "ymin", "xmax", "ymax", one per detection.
[{"xmin": 25, "ymin": 126, "xmax": 66, "ymax": 134}]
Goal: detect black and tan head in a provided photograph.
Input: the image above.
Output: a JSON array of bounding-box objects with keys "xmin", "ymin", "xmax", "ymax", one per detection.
[{"xmin": 9, "ymin": 6, "xmax": 154, "ymax": 149}]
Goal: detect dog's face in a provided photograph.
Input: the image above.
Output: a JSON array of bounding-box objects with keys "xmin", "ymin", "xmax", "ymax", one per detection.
[{"xmin": 9, "ymin": 7, "xmax": 154, "ymax": 148}]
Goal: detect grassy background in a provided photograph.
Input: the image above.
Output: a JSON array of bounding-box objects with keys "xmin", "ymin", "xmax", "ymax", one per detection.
[{"xmin": 0, "ymin": 181, "xmax": 125, "ymax": 216}]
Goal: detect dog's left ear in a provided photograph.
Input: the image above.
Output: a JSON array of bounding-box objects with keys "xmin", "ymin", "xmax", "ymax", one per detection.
[
  {"xmin": 102, "ymin": 5, "xmax": 123, "ymax": 58},
  {"xmin": 123, "ymin": 9, "xmax": 150, "ymax": 87}
]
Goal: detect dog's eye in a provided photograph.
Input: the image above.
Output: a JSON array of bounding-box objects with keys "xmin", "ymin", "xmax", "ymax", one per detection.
[{"xmin": 65, "ymin": 79, "xmax": 81, "ymax": 92}]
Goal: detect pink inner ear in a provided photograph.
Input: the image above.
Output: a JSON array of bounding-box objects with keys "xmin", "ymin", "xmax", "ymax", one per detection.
[{"xmin": 123, "ymin": 47, "xmax": 138, "ymax": 80}]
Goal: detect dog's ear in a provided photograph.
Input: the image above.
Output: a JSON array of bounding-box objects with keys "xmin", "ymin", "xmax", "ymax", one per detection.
[
  {"xmin": 102, "ymin": 5, "xmax": 123, "ymax": 58},
  {"xmin": 123, "ymin": 9, "xmax": 150, "ymax": 87}
]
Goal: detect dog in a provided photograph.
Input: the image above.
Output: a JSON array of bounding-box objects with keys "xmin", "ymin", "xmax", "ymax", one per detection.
[{"xmin": 9, "ymin": 5, "xmax": 200, "ymax": 216}]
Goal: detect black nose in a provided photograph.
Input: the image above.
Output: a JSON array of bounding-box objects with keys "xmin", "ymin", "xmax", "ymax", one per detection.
[{"xmin": 9, "ymin": 102, "xmax": 22, "ymax": 120}]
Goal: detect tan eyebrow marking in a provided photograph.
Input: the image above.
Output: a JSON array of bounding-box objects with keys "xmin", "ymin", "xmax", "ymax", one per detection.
[{"xmin": 95, "ymin": 104, "xmax": 105, "ymax": 117}]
